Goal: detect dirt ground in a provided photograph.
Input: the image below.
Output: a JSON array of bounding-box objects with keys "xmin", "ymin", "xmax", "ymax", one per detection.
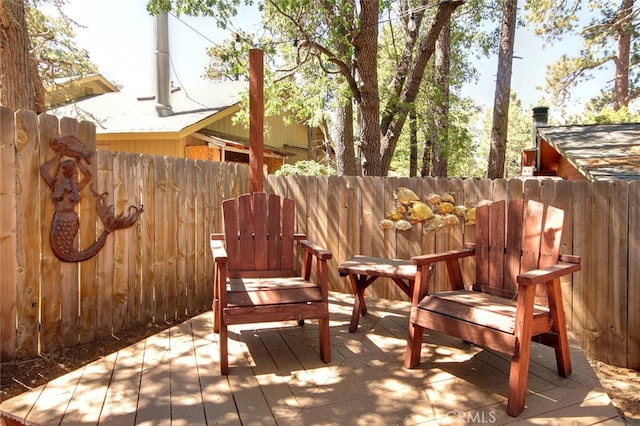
[{"xmin": 1, "ymin": 320, "xmax": 639, "ymax": 424}]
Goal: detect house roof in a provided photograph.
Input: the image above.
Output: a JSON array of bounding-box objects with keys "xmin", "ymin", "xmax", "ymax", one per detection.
[
  {"xmin": 49, "ymin": 80, "xmax": 247, "ymax": 138},
  {"xmin": 538, "ymin": 123, "xmax": 640, "ymax": 181}
]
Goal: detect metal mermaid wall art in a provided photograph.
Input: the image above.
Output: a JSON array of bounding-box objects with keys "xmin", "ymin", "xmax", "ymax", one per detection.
[{"xmin": 40, "ymin": 135, "xmax": 144, "ymax": 262}]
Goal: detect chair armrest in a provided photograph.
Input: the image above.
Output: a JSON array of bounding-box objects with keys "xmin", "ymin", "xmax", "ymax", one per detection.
[
  {"xmin": 517, "ymin": 260, "xmax": 581, "ymax": 286},
  {"xmin": 411, "ymin": 248, "xmax": 475, "ymax": 266},
  {"xmin": 298, "ymin": 240, "xmax": 333, "ymax": 260},
  {"xmin": 210, "ymin": 239, "xmax": 228, "ymax": 263}
]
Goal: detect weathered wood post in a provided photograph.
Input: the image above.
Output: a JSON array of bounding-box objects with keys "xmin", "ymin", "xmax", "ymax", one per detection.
[{"xmin": 249, "ymin": 48, "xmax": 264, "ymax": 193}]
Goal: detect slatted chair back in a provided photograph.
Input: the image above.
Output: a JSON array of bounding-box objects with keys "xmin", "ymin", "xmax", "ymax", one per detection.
[
  {"xmin": 223, "ymin": 192, "xmax": 296, "ymax": 278},
  {"xmin": 474, "ymin": 200, "xmax": 564, "ymax": 306}
]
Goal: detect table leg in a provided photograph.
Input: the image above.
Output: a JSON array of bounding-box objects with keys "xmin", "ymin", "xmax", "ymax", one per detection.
[{"xmin": 348, "ymin": 274, "xmax": 379, "ymax": 333}]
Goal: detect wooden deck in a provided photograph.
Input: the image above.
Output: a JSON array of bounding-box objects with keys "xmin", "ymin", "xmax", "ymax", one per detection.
[{"xmin": 0, "ymin": 293, "xmax": 624, "ymax": 425}]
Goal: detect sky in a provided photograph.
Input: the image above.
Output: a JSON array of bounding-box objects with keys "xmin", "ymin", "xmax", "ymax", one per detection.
[{"xmin": 53, "ymin": 0, "xmax": 608, "ymax": 115}]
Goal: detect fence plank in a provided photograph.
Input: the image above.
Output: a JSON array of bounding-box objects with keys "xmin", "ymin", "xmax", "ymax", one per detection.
[
  {"xmin": 608, "ymin": 180, "xmax": 628, "ymax": 367},
  {"xmin": 0, "ymin": 107, "xmax": 18, "ymax": 361},
  {"xmin": 96, "ymin": 150, "xmax": 115, "ymax": 338},
  {"xmin": 555, "ymin": 179, "xmax": 575, "ymax": 332},
  {"xmin": 327, "ymin": 175, "xmax": 342, "ymax": 292},
  {"xmin": 111, "ymin": 151, "xmax": 129, "ymax": 333},
  {"xmin": 78, "ymin": 122, "xmax": 98, "ymax": 344},
  {"xmin": 202, "ymin": 160, "xmax": 216, "ymax": 309},
  {"xmin": 140, "ymin": 155, "xmax": 156, "ymax": 324},
  {"xmin": 14, "ymin": 110, "xmax": 40, "ymax": 359},
  {"xmin": 571, "ymin": 180, "xmax": 591, "ymax": 354},
  {"xmin": 590, "ymin": 180, "xmax": 611, "ymax": 362},
  {"xmin": 38, "ymin": 114, "xmax": 62, "ymax": 353},
  {"xmin": 58, "ymin": 118, "xmax": 81, "ymax": 347},
  {"xmin": 184, "ymin": 159, "xmax": 196, "ymax": 314},
  {"xmin": 369, "ymin": 177, "xmax": 385, "ymax": 259},
  {"xmin": 628, "ymin": 180, "xmax": 640, "ymax": 369},
  {"xmin": 165, "ymin": 158, "xmax": 178, "ymax": 320},
  {"xmin": 154, "ymin": 156, "xmax": 168, "ymax": 321},
  {"xmin": 193, "ymin": 160, "xmax": 206, "ymax": 312},
  {"xmin": 125, "ymin": 152, "xmax": 143, "ymax": 327}
]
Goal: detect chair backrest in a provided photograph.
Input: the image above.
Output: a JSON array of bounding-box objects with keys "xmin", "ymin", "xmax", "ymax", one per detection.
[
  {"xmin": 474, "ymin": 199, "xmax": 564, "ymax": 304},
  {"xmin": 222, "ymin": 192, "xmax": 296, "ymax": 278}
]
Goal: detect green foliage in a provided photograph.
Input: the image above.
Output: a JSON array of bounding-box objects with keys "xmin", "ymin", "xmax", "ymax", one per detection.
[
  {"xmin": 146, "ymin": 0, "xmax": 256, "ymax": 26},
  {"xmin": 469, "ymin": 93, "xmax": 533, "ymax": 178},
  {"xmin": 524, "ymin": 0, "xmax": 639, "ymax": 111},
  {"xmin": 26, "ymin": 5, "xmax": 98, "ymax": 84},
  {"xmin": 275, "ymin": 160, "xmax": 336, "ymax": 176},
  {"xmin": 583, "ymin": 105, "xmax": 640, "ymax": 123}
]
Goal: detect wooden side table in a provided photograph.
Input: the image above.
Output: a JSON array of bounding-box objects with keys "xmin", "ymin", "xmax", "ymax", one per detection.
[{"xmin": 338, "ymin": 255, "xmax": 417, "ymax": 332}]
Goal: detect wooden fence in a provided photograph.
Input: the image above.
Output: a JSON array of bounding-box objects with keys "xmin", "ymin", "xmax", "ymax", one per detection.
[
  {"xmin": 0, "ymin": 108, "xmax": 249, "ymax": 361},
  {"xmin": 264, "ymin": 175, "xmax": 640, "ymax": 370},
  {"xmin": 1, "ymin": 108, "xmax": 638, "ymax": 370}
]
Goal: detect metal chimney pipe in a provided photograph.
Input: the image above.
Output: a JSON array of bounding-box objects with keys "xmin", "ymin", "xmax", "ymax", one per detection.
[
  {"xmin": 532, "ymin": 106, "xmax": 549, "ymax": 171},
  {"xmin": 155, "ymin": 12, "xmax": 172, "ymax": 117}
]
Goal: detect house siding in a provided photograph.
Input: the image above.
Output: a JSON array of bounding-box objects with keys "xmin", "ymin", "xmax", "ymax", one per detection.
[{"xmin": 97, "ymin": 138, "xmax": 187, "ymax": 158}]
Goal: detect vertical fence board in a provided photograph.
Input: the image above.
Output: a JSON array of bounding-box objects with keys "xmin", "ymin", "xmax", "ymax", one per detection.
[
  {"xmin": 165, "ymin": 158, "xmax": 178, "ymax": 320},
  {"xmin": 590, "ymin": 181, "xmax": 611, "ymax": 362},
  {"xmin": 608, "ymin": 180, "xmax": 628, "ymax": 367},
  {"xmin": 78, "ymin": 122, "xmax": 98, "ymax": 344},
  {"xmin": 193, "ymin": 160, "xmax": 206, "ymax": 312},
  {"xmin": 175, "ymin": 158, "xmax": 187, "ymax": 317},
  {"xmin": 555, "ymin": 179, "xmax": 575, "ymax": 331},
  {"xmin": 0, "ymin": 107, "xmax": 18, "ymax": 361},
  {"xmin": 96, "ymin": 150, "xmax": 114, "ymax": 338},
  {"xmin": 380, "ymin": 177, "xmax": 398, "ymax": 299},
  {"xmin": 184, "ymin": 160, "xmax": 197, "ymax": 313},
  {"xmin": 202, "ymin": 160, "xmax": 217, "ymax": 308},
  {"xmin": 140, "ymin": 155, "xmax": 156, "ymax": 324},
  {"xmin": 447, "ymin": 177, "xmax": 465, "ymax": 252},
  {"xmin": 38, "ymin": 114, "xmax": 62, "ymax": 353},
  {"xmin": 327, "ymin": 175, "xmax": 341, "ymax": 292},
  {"xmin": 111, "ymin": 152, "xmax": 129, "ymax": 333},
  {"xmin": 58, "ymin": 118, "xmax": 81, "ymax": 347},
  {"xmin": 572, "ymin": 180, "xmax": 591, "ymax": 354},
  {"xmin": 421, "ymin": 177, "xmax": 438, "ymax": 287},
  {"xmin": 370, "ymin": 177, "xmax": 385, "ymax": 259},
  {"xmin": 14, "ymin": 110, "xmax": 40, "ymax": 358},
  {"xmin": 154, "ymin": 156, "xmax": 168, "ymax": 321},
  {"xmin": 628, "ymin": 180, "xmax": 640, "ymax": 369},
  {"xmin": 125, "ymin": 153, "xmax": 142, "ymax": 327}
]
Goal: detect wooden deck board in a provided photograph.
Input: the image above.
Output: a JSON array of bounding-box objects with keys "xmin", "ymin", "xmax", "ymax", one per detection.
[
  {"xmin": 0, "ymin": 293, "xmax": 624, "ymax": 426},
  {"xmin": 98, "ymin": 339, "xmax": 146, "ymax": 426}
]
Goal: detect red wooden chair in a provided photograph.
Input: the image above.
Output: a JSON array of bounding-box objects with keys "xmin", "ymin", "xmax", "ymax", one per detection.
[
  {"xmin": 210, "ymin": 192, "xmax": 332, "ymax": 374},
  {"xmin": 404, "ymin": 199, "xmax": 581, "ymax": 416}
]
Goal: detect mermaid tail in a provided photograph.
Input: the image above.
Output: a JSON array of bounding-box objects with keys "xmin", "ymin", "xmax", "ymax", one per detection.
[{"xmin": 49, "ymin": 193, "xmax": 143, "ymax": 263}]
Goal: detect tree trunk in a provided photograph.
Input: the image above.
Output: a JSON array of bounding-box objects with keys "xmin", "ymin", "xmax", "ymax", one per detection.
[
  {"xmin": 431, "ymin": 20, "xmax": 451, "ymax": 177},
  {"xmin": 380, "ymin": 0, "xmax": 463, "ymax": 174},
  {"xmin": 0, "ymin": 0, "xmax": 44, "ymax": 112},
  {"xmin": 409, "ymin": 110, "xmax": 417, "ymax": 177},
  {"xmin": 613, "ymin": 0, "xmax": 632, "ymax": 110},
  {"xmin": 487, "ymin": 0, "xmax": 517, "ymax": 179},
  {"xmin": 353, "ymin": 1, "xmax": 382, "ymax": 176},
  {"xmin": 333, "ymin": 97, "xmax": 360, "ymax": 175},
  {"xmin": 421, "ymin": 137, "xmax": 432, "ymax": 177}
]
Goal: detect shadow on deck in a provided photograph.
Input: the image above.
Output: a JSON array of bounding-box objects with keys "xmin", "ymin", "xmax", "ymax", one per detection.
[{"xmin": 0, "ymin": 293, "xmax": 623, "ymax": 425}]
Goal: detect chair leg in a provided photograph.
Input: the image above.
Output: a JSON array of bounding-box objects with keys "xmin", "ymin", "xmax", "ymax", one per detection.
[
  {"xmin": 554, "ymin": 329, "xmax": 572, "ymax": 378},
  {"xmin": 546, "ymin": 278, "xmax": 572, "ymax": 377},
  {"xmin": 404, "ymin": 318, "xmax": 424, "ymax": 368},
  {"xmin": 319, "ymin": 317, "xmax": 331, "ymax": 363},
  {"xmin": 219, "ymin": 322, "xmax": 229, "ymax": 375},
  {"xmin": 507, "ymin": 338, "xmax": 532, "ymax": 417}
]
